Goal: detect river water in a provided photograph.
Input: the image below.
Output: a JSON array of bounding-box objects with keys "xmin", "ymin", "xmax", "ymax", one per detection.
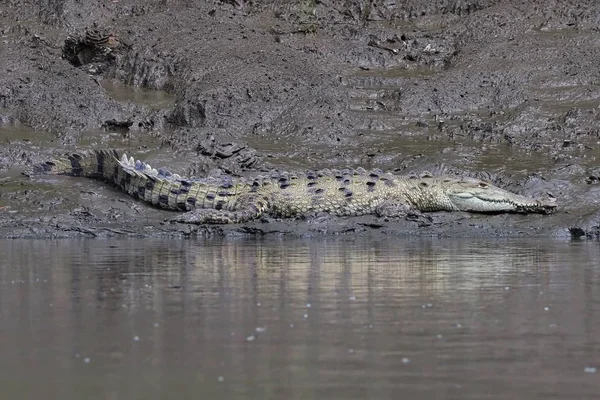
[{"xmin": 1, "ymin": 238, "xmax": 599, "ymax": 399}]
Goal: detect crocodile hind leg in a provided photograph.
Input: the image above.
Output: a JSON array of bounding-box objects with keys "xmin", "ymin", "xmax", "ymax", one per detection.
[
  {"xmin": 170, "ymin": 194, "xmax": 270, "ymax": 224},
  {"xmin": 171, "ymin": 209, "xmax": 260, "ymax": 224}
]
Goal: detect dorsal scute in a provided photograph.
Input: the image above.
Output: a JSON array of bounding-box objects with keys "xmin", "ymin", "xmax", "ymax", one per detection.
[
  {"xmin": 251, "ymin": 176, "xmax": 263, "ymax": 187},
  {"xmin": 134, "ymin": 160, "xmax": 145, "ymax": 171},
  {"xmin": 306, "ymin": 171, "xmax": 317, "ymax": 180},
  {"xmin": 157, "ymin": 168, "xmax": 173, "ymax": 178},
  {"xmin": 368, "ymin": 168, "xmax": 383, "ymax": 179},
  {"xmin": 219, "ymin": 176, "xmax": 234, "ymax": 189}
]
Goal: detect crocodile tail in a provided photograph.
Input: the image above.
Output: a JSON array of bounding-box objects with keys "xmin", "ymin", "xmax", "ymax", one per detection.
[
  {"xmin": 32, "ymin": 149, "xmax": 200, "ymax": 212},
  {"xmin": 31, "ymin": 149, "xmax": 121, "ymax": 178},
  {"xmin": 32, "ymin": 148, "xmax": 143, "ymax": 193}
]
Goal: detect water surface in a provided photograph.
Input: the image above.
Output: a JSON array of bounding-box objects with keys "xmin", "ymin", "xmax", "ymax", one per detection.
[{"xmin": 1, "ymin": 238, "xmax": 599, "ymax": 399}]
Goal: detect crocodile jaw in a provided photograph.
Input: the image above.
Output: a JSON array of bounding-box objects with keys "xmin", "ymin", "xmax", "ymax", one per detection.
[{"xmin": 448, "ymin": 192, "xmax": 556, "ymax": 214}]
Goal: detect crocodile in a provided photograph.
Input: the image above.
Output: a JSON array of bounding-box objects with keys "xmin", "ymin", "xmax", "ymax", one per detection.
[{"xmin": 30, "ymin": 149, "xmax": 557, "ymax": 224}]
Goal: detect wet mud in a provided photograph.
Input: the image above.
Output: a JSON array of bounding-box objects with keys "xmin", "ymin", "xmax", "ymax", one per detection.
[{"xmin": 1, "ymin": 0, "xmax": 600, "ymax": 238}]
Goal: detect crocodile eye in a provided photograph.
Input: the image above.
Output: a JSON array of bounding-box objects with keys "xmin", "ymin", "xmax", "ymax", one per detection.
[{"xmin": 478, "ymin": 182, "xmax": 489, "ymax": 188}]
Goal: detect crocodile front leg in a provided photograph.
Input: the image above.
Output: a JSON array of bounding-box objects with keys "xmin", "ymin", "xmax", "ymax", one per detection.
[
  {"xmin": 375, "ymin": 201, "xmax": 433, "ymax": 226},
  {"xmin": 375, "ymin": 202, "xmax": 413, "ymax": 218}
]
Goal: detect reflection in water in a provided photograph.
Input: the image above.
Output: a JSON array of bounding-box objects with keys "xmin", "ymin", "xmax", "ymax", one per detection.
[{"xmin": 1, "ymin": 238, "xmax": 599, "ymax": 399}]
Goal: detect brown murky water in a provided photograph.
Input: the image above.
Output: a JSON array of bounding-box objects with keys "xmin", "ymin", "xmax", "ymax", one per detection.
[
  {"xmin": 1, "ymin": 238, "xmax": 599, "ymax": 399},
  {"xmin": 100, "ymin": 80, "xmax": 176, "ymax": 109}
]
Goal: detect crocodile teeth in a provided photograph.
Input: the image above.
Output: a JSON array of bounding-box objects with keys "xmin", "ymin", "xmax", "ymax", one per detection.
[
  {"xmin": 121, "ymin": 153, "xmax": 129, "ymax": 164},
  {"xmin": 129, "ymin": 156, "xmax": 135, "ymax": 166}
]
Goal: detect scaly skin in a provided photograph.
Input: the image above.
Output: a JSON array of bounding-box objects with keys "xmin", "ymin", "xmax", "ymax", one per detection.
[{"xmin": 31, "ymin": 150, "xmax": 557, "ymax": 224}]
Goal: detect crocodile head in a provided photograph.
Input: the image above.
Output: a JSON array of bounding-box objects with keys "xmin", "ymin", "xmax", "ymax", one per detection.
[{"xmin": 444, "ymin": 177, "xmax": 556, "ymax": 214}]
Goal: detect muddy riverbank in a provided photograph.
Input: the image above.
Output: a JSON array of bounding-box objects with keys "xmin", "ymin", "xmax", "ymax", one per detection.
[{"xmin": 1, "ymin": 0, "xmax": 600, "ymax": 238}]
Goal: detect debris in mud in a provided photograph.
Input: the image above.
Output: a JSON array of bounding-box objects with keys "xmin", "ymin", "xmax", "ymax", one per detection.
[
  {"xmin": 198, "ymin": 138, "xmax": 247, "ymax": 159},
  {"xmin": 196, "ymin": 137, "xmax": 259, "ymax": 172},
  {"xmin": 585, "ymin": 168, "xmax": 600, "ymax": 184},
  {"xmin": 62, "ymin": 25, "xmax": 121, "ymax": 74},
  {"xmin": 102, "ymin": 119, "xmax": 134, "ymax": 132}
]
